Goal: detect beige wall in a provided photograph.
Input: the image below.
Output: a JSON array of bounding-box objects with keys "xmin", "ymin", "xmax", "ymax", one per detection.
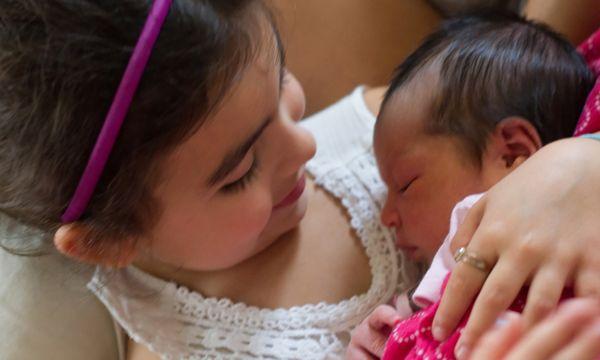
[{"xmin": 271, "ymin": 0, "xmax": 441, "ymax": 115}]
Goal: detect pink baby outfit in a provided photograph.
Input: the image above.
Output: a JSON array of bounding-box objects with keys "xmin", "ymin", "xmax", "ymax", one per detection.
[
  {"xmin": 382, "ymin": 195, "xmax": 572, "ymax": 360},
  {"xmin": 574, "ymin": 28, "xmax": 600, "ymax": 136}
]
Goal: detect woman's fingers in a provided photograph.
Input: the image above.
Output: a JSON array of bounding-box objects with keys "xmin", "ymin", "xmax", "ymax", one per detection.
[
  {"xmin": 575, "ymin": 251, "xmax": 600, "ymax": 299},
  {"xmin": 432, "ymin": 260, "xmax": 487, "ymax": 341},
  {"xmin": 504, "ymin": 298, "xmax": 600, "ymax": 360},
  {"xmin": 432, "ymin": 199, "xmax": 487, "ymax": 341},
  {"xmin": 448, "ymin": 195, "xmax": 486, "ymax": 254},
  {"xmin": 551, "ymin": 319, "xmax": 600, "ymax": 360},
  {"xmin": 470, "ymin": 312, "xmax": 524, "ymax": 360},
  {"xmin": 454, "ymin": 254, "xmax": 533, "ymax": 359},
  {"xmin": 522, "ymin": 261, "xmax": 571, "ymax": 327}
]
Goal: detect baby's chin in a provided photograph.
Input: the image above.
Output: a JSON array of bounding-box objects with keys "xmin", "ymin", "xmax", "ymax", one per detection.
[{"xmin": 402, "ymin": 247, "xmax": 435, "ymax": 264}]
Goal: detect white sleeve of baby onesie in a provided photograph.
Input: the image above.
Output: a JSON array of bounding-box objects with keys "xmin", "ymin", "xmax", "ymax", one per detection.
[{"xmin": 411, "ymin": 193, "xmax": 485, "ymax": 308}]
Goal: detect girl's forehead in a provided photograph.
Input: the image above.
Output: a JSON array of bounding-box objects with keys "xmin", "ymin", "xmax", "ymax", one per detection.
[{"xmin": 158, "ymin": 52, "xmax": 281, "ymax": 190}]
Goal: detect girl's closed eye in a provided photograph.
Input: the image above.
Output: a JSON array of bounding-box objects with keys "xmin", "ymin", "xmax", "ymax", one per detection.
[{"xmin": 221, "ymin": 157, "xmax": 260, "ymax": 194}]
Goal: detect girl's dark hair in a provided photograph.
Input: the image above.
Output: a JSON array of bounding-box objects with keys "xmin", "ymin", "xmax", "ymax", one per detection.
[
  {"xmin": 379, "ymin": 11, "xmax": 596, "ymax": 163},
  {"xmin": 0, "ymin": 0, "xmax": 274, "ymax": 253}
]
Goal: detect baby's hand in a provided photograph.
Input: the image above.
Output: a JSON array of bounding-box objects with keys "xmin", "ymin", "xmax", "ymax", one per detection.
[{"xmin": 346, "ymin": 305, "xmax": 402, "ymax": 359}]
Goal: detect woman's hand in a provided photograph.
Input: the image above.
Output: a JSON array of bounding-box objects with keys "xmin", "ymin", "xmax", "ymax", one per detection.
[
  {"xmin": 471, "ymin": 298, "xmax": 600, "ymax": 360},
  {"xmin": 346, "ymin": 305, "xmax": 402, "ymax": 359},
  {"xmin": 431, "ymin": 137, "xmax": 600, "ymax": 359}
]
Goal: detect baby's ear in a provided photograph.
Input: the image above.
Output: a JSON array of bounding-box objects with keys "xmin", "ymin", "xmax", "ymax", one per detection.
[
  {"xmin": 54, "ymin": 223, "xmax": 137, "ymax": 268},
  {"xmin": 493, "ymin": 117, "xmax": 542, "ymax": 169}
]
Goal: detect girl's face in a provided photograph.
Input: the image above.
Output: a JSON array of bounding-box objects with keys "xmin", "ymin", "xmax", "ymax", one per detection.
[{"xmin": 136, "ymin": 42, "xmax": 316, "ymax": 272}]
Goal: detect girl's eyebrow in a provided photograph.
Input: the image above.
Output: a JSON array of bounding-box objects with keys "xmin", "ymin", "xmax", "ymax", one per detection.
[
  {"xmin": 207, "ymin": 116, "xmax": 273, "ymax": 187},
  {"xmin": 207, "ymin": 40, "xmax": 284, "ymax": 188}
]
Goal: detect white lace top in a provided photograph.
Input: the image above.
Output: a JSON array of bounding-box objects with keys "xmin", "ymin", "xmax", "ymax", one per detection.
[{"xmin": 88, "ymin": 87, "xmax": 419, "ymax": 360}]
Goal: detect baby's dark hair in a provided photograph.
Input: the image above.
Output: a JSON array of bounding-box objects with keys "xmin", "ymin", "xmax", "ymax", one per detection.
[
  {"xmin": 379, "ymin": 11, "xmax": 595, "ymax": 163},
  {"xmin": 0, "ymin": 0, "xmax": 278, "ymax": 253}
]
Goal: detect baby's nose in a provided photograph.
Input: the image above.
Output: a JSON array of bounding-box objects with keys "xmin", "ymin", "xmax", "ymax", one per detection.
[{"xmin": 381, "ymin": 200, "xmax": 400, "ymax": 228}]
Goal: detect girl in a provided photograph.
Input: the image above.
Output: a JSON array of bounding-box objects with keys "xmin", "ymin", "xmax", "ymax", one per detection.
[{"xmin": 0, "ymin": 0, "xmax": 412, "ymax": 358}]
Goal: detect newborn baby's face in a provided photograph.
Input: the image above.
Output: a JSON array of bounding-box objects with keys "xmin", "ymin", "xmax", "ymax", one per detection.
[{"xmin": 374, "ymin": 85, "xmax": 487, "ymax": 262}]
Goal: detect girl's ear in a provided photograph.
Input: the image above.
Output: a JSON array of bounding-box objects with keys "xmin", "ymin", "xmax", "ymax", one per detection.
[
  {"xmin": 492, "ymin": 117, "xmax": 542, "ymax": 169},
  {"xmin": 54, "ymin": 223, "xmax": 137, "ymax": 268}
]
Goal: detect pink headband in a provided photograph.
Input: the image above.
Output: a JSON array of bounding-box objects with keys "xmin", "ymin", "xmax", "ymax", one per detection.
[{"xmin": 61, "ymin": 0, "xmax": 173, "ymax": 223}]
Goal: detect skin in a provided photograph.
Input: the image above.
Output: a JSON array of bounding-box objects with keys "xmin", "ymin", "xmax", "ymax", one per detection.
[{"xmin": 471, "ymin": 298, "xmax": 600, "ymax": 360}]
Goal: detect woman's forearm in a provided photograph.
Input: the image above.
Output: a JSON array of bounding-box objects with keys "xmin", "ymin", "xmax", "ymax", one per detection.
[{"xmin": 522, "ymin": 0, "xmax": 600, "ymax": 44}]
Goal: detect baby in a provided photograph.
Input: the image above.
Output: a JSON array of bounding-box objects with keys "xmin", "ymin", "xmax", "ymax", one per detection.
[{"xmin": 348, "ymin": 12, "xmax": 595, "ymax": 360}]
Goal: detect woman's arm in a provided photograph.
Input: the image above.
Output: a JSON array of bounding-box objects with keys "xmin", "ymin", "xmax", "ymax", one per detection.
[{"xmin": 523, "ymin": 0, "xmax": 600, "ymax": 44}]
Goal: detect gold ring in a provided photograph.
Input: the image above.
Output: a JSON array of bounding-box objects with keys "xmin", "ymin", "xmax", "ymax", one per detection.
[{"xmin": 454, "ymin": 247, "xmax": 491, "ymax": 273}]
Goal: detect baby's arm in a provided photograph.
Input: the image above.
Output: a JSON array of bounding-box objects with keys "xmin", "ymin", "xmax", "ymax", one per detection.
[{"xmin": 346, "ymin": 305, "xmax": 404, "ymax": 359}]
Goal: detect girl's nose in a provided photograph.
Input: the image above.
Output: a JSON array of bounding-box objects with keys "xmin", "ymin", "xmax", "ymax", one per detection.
[{"xmin": 279, "ymin": 121, "xmax": 316, "ymax": 176}]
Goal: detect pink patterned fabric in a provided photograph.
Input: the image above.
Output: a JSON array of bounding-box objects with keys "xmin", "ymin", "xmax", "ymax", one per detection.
[
  {"xmin": 574, "ymin": 28, "xmax": 600, "ymax": 136},
  {"xmin": 383, "ymin": 278, "xmax": 573, "ymax": 360},
  {"xmin": 383, "ymin": 276, "xmax": 526, "ymax": 360}
]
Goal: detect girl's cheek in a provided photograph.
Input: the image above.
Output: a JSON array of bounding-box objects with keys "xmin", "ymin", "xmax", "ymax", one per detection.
[{"xmin": 225, "ymin": 190, "xmax": 273, "ymax": 240}]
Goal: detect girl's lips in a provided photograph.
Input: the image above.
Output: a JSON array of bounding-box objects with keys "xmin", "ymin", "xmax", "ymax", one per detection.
[{"xmin": 273, "ymin": 175, "xmax": 306, "ymax": 210}]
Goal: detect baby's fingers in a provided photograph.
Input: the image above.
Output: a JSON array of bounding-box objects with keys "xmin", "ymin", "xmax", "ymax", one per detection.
[
  {"xmin": 349, "ymin": 321, "xmax": 389, "ymax": 358},
  {"xmin": 368, "ymin": 304, "xmax": 402, "ymax": 330},
  {"xmin": 345, "ymin": 344, "xmax": 377, "ymax": 360}
]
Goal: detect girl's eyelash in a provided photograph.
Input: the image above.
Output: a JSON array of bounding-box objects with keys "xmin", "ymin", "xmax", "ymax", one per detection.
[{"xmin": 221, "ymin": 158, "xmax": 260, "ymax": 194}]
